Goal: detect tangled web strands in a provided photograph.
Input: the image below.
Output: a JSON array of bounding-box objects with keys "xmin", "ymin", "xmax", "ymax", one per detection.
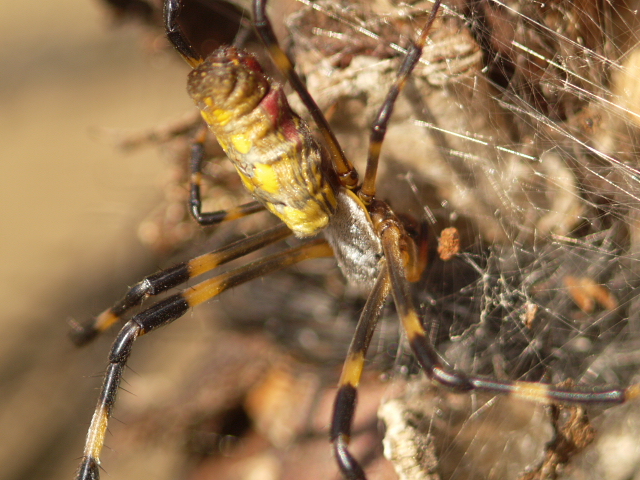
[{"xmin": 287, "ymin": 1, "xmax": 640, "ymax": 478}]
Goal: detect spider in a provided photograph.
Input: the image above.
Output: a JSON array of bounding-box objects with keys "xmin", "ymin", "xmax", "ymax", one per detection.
[{"xmin": 71, "ymin": 0, "xmax": 640, "ymax": 479}]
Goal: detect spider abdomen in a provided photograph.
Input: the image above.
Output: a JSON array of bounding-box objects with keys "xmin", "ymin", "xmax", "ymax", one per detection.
[{"xmin": 188, "ymin": 46, "xmax": 337, "ymax": 237}]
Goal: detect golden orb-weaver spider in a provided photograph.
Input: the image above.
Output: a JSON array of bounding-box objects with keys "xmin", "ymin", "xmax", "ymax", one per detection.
[{"xmin": 71, "ymin": 1, "xmax": 640, "ymax": 479}]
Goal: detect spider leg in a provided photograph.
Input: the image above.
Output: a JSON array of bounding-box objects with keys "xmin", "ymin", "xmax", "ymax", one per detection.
[
  {"xmin": 164, "ymin": 0, "xmax": 202, "ymax": 66},
  {"xmin": 379, "ymin": 211, "xmax": 638, "ymax": 410},
  {"xmin": 189, "ymin": 125, "xmax": 265, "ymax": 225},
  {"xmin": 331, "ymin": 265, "xmax": 392, "ymax": 480},
  {"xmin": 75, "ymin": 238, "xmax": 333, "ymax": 480},
  {"xmin": 252, "ymin": 0, "xmax": 358, "ymax": 189},
  {"xmin": 69, "ymin": 223, "xmax": 292, "ymax": 346},
  {"xmin": 359, "ymin": 0, "xmax": 442, "ymax": 204}
]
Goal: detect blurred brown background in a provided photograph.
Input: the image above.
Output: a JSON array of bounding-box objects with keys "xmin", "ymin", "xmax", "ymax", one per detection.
[{"xmin": 0, "ymin": 1, "xmax": 193, "ymax": 478}]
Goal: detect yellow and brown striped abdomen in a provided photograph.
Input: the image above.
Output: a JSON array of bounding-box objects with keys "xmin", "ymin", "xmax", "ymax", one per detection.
[{"xmin": 187, "ymin": 47, "xmax": 336, "ymax": 237}]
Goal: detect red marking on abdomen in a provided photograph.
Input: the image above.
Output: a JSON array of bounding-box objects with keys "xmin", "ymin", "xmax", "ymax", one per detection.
[{"xmin": 260, "ymin": 86, "xmax": 302, "ymax": 144}]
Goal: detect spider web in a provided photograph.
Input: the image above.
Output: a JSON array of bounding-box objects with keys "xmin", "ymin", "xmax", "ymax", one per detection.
[{"xmin": 281, "ymin": 0, "xmax": 640, "ymax": 479}]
